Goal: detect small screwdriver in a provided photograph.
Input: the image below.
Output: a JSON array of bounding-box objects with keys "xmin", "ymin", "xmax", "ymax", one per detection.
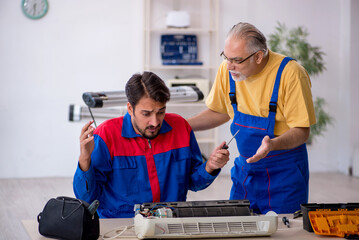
[
  {"xmin": 222, "ymin": 129, "xmax": 240, "ymax": 149},
  {"xmin": 282, "ymin": 216, "xmax": 290, "ymax": 228}
]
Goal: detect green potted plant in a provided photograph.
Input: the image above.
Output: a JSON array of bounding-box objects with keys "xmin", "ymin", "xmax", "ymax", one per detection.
[{"xmin": 268, "ymin": 22, "xmax": 333, "ymax": 144}]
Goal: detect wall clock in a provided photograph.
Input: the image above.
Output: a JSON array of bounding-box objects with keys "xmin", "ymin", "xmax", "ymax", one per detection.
[{"xmin": 21, "ymin": 0, "xmax": 49, "ymax": 20}]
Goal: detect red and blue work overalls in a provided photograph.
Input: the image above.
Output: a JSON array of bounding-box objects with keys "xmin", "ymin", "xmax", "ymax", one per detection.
[{"xmin": 229, "ymin": 57, "xmax": 309, "ymax": 214}]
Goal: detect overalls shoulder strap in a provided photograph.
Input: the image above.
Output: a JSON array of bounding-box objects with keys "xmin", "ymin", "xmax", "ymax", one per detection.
[
  {"xmin": 229, "ymin": 73, "xmax": 237, "ymax": 110},
  {"xmin": 267, "ymin": 56, "xmax": 294, "ymax": 134}
]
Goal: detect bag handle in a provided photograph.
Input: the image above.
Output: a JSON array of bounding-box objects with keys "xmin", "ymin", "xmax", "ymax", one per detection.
[{"xmin": 59, "ymin": 197, "xmax": 84, "ymax": 220}]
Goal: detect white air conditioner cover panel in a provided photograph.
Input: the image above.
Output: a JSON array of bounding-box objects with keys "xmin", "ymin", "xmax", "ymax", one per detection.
[{"xmin": 134, "ymin": 212, "xmax": 278, "ymax": 239}]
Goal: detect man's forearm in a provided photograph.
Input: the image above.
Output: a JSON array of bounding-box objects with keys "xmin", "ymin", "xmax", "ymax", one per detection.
[
  {"xmin": 246, "ymin": 127, "xmax": 310, "ymax": 163},
  {"xmin": 272, "ymin": 127, "xmax": 310, "ymax": 150},
  {"xmin": 187, "ymin": 108, "xmax": 230, "ymax": 131},
  {"xmin": 79, "ymin": 155, "xmax": 91, "ymax": 172}
]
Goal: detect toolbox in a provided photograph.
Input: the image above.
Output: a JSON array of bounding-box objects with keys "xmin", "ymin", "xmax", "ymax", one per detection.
[{"xmin": 301, "ymin": 203, "xmax": 359, "ymax": 238}]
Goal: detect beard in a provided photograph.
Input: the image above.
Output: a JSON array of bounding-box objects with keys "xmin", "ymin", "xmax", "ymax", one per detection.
[
  {"xmin": 230, "ymin": 71, "xmax": 248, "ymax": 82},
  {"xmin": 133, "ymin": 120, "xmax": 161, "ymax": 140}
]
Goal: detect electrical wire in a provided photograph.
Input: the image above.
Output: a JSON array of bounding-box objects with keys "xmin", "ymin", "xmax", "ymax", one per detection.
[{"xmin": 101, "ymin": 225, "xmax": 135, "ymax": 239}]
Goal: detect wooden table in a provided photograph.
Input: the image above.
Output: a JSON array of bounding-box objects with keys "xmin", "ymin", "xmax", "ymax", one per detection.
[{"xmin": 22, "ymin": 215, "xmax": 337, "ymax": 240}]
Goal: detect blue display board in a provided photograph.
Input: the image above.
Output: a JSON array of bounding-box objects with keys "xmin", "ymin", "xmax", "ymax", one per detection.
[{"xmin": 161, "ymin": 34, "xmax": 203, "ymax": 65}]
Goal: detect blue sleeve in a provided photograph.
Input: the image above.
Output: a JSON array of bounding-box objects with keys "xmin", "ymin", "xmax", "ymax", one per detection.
[
  {"xmin": 188, "ymin": 131, "xmax": 220, "ymax": 191},
  {"xmin": 73, "ymin": 135, "xmax": 112, "ymax": 204}
]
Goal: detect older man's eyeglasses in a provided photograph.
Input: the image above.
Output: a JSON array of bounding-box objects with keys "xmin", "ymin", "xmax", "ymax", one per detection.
[{"xmin": 220, "ymin": 50, "xmax": 261, "ymax": 64}]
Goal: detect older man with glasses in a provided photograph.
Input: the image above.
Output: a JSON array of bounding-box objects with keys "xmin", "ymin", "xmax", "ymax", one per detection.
[{"xmin": 187, "ymin": 22, "xmax": 316, "ymax": 214}]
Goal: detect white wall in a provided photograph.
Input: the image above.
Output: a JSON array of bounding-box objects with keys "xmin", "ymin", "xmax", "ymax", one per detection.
[
  {"xmin": 349, "ymin": 0, "xmax": 359, "ymax": 177},
  {"xmin": 0, "ymin": 0, "xmax": 358, "ymax": 178},
  {"xmin": 0, "ymin": 0, "xmax": 143, "ymax": 178}
]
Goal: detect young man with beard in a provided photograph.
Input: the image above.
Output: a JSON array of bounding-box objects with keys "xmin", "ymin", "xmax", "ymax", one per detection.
[
  {"xmin": 187, "ymin": 22, "xmax": 316, "ymax": 214},
  {"xmin": 73, "ymin": 71, "xmax": 229, "ymax": 218}
]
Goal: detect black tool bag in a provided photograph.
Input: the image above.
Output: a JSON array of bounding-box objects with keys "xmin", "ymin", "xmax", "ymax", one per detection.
[{"xmin": 37, "ymin": 196, "xmax": 99, "ymax": 240}]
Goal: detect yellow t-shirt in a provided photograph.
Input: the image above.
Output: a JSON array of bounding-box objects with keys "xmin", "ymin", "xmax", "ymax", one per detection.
[{"xmin": 206, "ymin": 50, "xmax": 316, "ymax": 136}]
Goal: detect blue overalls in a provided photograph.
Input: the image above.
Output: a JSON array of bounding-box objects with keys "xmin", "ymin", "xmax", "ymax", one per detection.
[{"xmin": 229, "ymin": 57, "xmax": 309, "ymax": 214}]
